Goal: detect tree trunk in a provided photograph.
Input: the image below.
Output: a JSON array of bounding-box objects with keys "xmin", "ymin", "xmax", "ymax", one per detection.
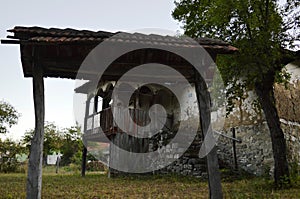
[
  {"xmin": 255, "ymin": 80, "xmax": 290, "ymax": 187},
  {"xmin": 26, "ymin": 52, "xmax": 45, "ymax": 199}
]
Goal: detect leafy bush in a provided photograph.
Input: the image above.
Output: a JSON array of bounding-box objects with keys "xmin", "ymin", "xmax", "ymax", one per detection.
[
  {"xmin": 59, "ymin": 126, "xmax": 83, "ymax": 166},
  {"xmin": 289, "ymin": 160, "xmax": 300, "ymax": 184},
  {"xmin": 0, "ymin": 139, "xmax": 26, "ymax": 173},
  {"xmin": 86, "ymin": 161, "xmax": 106, "ymax": 171}
]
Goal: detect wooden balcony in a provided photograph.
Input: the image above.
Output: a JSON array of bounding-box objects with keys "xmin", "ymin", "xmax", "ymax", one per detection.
[{"xmin": 84, "ymin": 107, "xmax": 172, "ymax": 142}]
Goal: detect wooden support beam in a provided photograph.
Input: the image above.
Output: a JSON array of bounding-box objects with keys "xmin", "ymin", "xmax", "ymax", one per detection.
[
  {"xmin": 81, "ymin": 97, "xmax": 90, "ymax": 177},
  {"xmin": 81, "ymin": 147, "xmax": 88, "ymax": 177},
  {"xmin": 232, "ymin": 128, "xmax": 238, "ymax": 170},
  {"xmin": 26, "ymin": 47, "xmax": 45, "ymax": 199},
  {"xmin": 195, "ymin": 72, "xmax": 223, "ymax": 199}
]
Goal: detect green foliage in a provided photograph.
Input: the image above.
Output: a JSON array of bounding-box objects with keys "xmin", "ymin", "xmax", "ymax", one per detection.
[
  {"xmin": 22, "ymin": 123, "xmax": 84, "ymax": 166},
  {"xmin": 63, "ymin": 163, "xmax": 81, "ymax": 174},
  {"xmin": 0, "ymin": 101, "xmax": 19, "ymax": 134},
  {"xmin": 59, "ymin": 126, "xmax": 83, "ymax": 166},
  {"xmin": 172, "ymin": 0, "xmax": 299, "ymax": 102},
  {"xmin": 86, "ymin": 161, "xmax": 106, "ymax": 172},
  {"xmin": 289, "ymin": 159, "xmax": 300, "ymax": 184},
  {"xmin": 278, "ymin": 174, "xmax": 292, "ymax": 189},
  {"xmin": 0, "ymin": 139, "xmax": 26, "ymax": 173},
  {"xmin": 23, "ymin": 122, "xmax": 63, "ymax": 157},
  {"xmin": 172, "ymin": 0, "xmax": 299, "ymax": 187}
]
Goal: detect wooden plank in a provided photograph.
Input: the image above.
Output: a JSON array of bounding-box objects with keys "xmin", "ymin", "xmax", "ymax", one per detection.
[
  {"xmin": 81, "ymin": 97, "xmax": 90, "ymax": 177},
  {"xmin": 26, "ymin": 47, "xmax": 45, "ymax": 199},
  {"xmin": 232, "ymin": 128, "xmax": 238, "ymax": 170},
  {"xmin": 194, "ymin": 71, "xmax": 223, "ymax": 199},
  {"xmin": 0, "ymin": 39, "xmax": 21, "ymax": 44},
  {"xmin": 81, "ymin": 147, "xmax": 88, "ymax": 177}
]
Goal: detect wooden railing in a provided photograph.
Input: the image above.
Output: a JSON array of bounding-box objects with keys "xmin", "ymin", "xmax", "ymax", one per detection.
[{"xmin": 85, "ymin": 107, "xmax": 155, "ymax": 136}]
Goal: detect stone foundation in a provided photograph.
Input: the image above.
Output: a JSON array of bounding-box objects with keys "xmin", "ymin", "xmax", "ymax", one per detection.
[
  {"xmin": 217, "ymin": 122, "xmax": 273, "ymax": 176},
  {"xmin": 154, "ymin": 132, "xmax": 207, "ymax": 178},
  {"xmin": 217, "ymin": 120, "xmax": 300, "ymax": 176},
  {"xmin": 109, "ymin": 129, "xmax": 208, "ymax": 177}
]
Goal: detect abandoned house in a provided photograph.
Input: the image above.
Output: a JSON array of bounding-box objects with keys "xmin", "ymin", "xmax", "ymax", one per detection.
[{"xmin": 2, "ymin": 26, "xmax": 238, "ymax": 178}]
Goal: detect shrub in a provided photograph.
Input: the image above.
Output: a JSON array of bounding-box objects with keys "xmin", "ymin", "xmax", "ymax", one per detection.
[
  {"xmin": 0, "ymin": 139, "xmax": 26, "ymax": 173},
  {"xmin": 86, "ymin": 161, "xmax": 106, "ymax": 172}
]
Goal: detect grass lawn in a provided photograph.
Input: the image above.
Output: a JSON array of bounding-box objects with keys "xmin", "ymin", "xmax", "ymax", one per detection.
[{"xmin": 0, "ymin": 167, "xmax": 299, "ymax": 199}]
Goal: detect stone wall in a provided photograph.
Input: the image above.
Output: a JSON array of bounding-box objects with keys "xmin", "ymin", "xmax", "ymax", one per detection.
[
  {"xmin": 275, "ymin": 73, "xmax": 300, "ymax": 164},
  {"xmin": 280, "ymin": 120, "xmax": 300, "ymax": 163},
  {"xmin": 217, "ymin": 122, "xmax": 273, "ymax": 176},
  {"xmin": 153, "ymin": 75, "xmax": 299, "ymax": 177},
  {"xmin": 154, "ymin": 131, "xmax": 207, "ymax": 178},
  {"xmin": 217, "ymin": 66, "xmax": 300, "ymax": 176},
  {"xmin": 217, "ymin": 119, "xmax": 300, "ymax": 176},
  {"xmin": 109, "ymin": 128, "xmax": 208, "ymax": 178}
]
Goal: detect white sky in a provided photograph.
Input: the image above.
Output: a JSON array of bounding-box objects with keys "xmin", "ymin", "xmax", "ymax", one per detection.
[{"xmin": 0, "ymin": 0, "xmax": 181, "ymax": 140}]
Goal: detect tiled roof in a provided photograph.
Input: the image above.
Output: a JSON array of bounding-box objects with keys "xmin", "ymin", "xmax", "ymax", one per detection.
[
  {"xmin": 8, "ymin": 26, "xmax": 115, "ymax": 40},
  {"xmin": 2, "ymin": 26, "xmax": 238, "ymax": 79},
  {"xmin": 6, "ymin": 26, "xmax": 238, "ymax": 53}
]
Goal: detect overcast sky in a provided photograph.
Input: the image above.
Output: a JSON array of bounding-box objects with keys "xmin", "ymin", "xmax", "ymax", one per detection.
[{"xmin": 0, "ymin": 0, "xmax": 181, "ymax": 140}]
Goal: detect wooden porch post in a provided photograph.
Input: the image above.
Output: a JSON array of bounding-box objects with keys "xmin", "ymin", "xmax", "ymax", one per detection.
[
  {"xmin": 26, "ymin": 47, "xmax": 45, "ymax": 199},
  {"xmin": 81, "ymin": 97, "xmax": 90, "ymax": 177},
  {"xmin": 81, "ymin": 147, "xmax": 88, "ymax": 177},
  {"xmin": 195, "ymin": 72, "xmax": 223, "ymax": 199}
]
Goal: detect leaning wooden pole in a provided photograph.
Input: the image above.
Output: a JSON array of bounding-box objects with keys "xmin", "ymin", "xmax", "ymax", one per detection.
[
  {"xmin": 26, "ymin": 47, "xmax": 45, "ymax": 199},
  {"xmin": 195, "ymin": 72, "xmax": 223, "ymax": 199}
]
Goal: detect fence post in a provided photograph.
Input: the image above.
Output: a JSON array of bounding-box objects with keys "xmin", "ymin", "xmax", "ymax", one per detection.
[{"xmin": 232, "ymin": 128, "xmax": 238, "ymax": 170}]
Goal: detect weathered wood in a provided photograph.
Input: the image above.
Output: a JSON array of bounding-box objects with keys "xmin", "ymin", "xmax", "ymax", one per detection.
[
  {"xmin": 81, "ymin": 147, "xmax": 87, "ymax": 177},
  {"xmin": 94, "ymin": 96, "xmax": 99, "ymax": 112},
  {"xmin": 56, "ymin": 156, "xmax": 60, "ymax": 174},
  {"xmin": 232, "ymin": 128, "xmax": 238, "ymax": 170},
  {"xmin": 26, "ymin": 47, "xmax": 45, "ymax": 199},
  {"xmin": 195, "ymin": 72, "xmax": 223, "ymax": 199},
  {"xmin": 81, "ymin": 98, "xmax": 90, "ymax": 177}
]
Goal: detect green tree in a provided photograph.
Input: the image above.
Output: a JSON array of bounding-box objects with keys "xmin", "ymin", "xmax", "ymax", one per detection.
[
  {"xmin": 0, "ymin": 138, "xmax": 26, "ymax": 173},
  {"xmin": 60, "ymin": 126, "xmax": 83, "ymax": 166},
  {"xmin": 23, "ymin": 122, "xmax": 63, "ymax": 165},
  {"xmin": 172, "ymin": 0, "xmax": 299, "ymax": 187},
  {"xmin": 0, "ymin": 101, "xmax": 23, "ymax": 172},
  {"xmin": 0, "ymin": 101, "xmax": 20, "ymax": 134},
  {"xmin": 23, "ymin": 123, "xmax": 84, "ymax": 166}
]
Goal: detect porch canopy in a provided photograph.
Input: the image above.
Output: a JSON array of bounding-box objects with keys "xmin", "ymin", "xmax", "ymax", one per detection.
[
  {"xmin": 2, "ymin": 26, "xmax": 237, "ymax": 199},
  {"xmin": 2, "ymin": 26, "xmax": 237, "ymax": 81}
]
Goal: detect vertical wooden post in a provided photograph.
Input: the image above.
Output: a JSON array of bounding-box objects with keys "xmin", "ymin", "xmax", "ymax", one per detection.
[
  {"xmin": 26, "ymin": 47, "xmax": 45, "ymax": 199},
  {"xmin": 195, "ymin": 72, "xmax": 223, "ymax": 199},
  {"xmin": 56, "ymin": 155, "xmax": 61, "ymax": 174},
  {"xmin": 81, "ymin": 97, "xmax": 90, "ymax": 177},
  {"xmin": 102, "ymin": 94, "xmax": 110, "ymax": 110},
  {"xmin": 81, "ymin": 147, "xmax": 88, "ymax": 177},
  {"xmin": 232, "ymin": 128, "xmax": 238, "ymax": 170},
  {"xmin": 94, "ymin": 95, "xmax": 99, "ymax": 112}
]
